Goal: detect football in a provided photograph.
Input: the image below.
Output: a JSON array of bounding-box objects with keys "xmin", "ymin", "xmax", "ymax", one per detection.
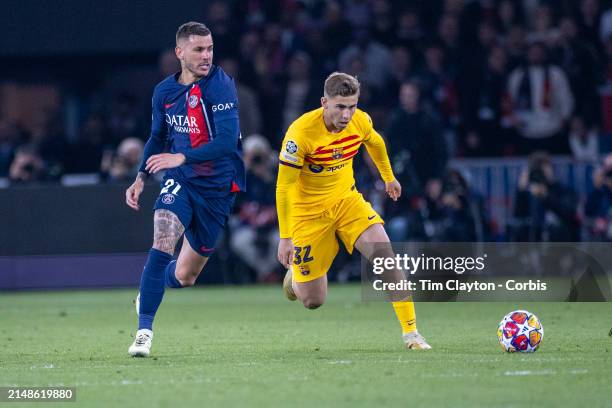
[{"xmin": 497, "ymin": 310, "xmax": 544, "ymax": 352}]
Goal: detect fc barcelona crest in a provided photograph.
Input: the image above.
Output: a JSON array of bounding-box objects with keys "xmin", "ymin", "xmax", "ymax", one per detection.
[
  {"xmin": 188, "ymin": 95, "xmax": 198, "ymax": 108},
  {"xmin": 332, "ymin": 147, "xmax": 343, "ymax": 159}
]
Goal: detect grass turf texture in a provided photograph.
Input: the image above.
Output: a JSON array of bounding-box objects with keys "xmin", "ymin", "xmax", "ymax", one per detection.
[{"xmin": 1, "ymin": 285, "xmax": 611, "ymax": 408}]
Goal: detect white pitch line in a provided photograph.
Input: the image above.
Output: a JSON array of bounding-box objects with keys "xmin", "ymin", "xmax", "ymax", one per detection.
[{"xmin": 503, "ymin": 370, "xmax": 555, "ymax": 376}]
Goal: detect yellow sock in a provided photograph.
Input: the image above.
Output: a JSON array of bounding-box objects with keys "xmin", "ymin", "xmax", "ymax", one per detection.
[{"xmin": 392, "ymin": 300, "xmax": 417, "ymax": 334}]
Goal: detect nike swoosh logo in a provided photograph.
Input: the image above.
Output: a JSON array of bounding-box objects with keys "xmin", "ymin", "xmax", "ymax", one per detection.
[
  {"xmin": 368, "ymin": 215, "xmax": 376, "ymax": 220},
  {"xmin": 164, "ymin": 103, "xmax": 175, "ymax": 109}
]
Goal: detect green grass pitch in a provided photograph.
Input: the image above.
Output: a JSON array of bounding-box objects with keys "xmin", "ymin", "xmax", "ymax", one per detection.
[{"xmin": 1, "ymin": 285, "xmax": 611, "ymax": 407}]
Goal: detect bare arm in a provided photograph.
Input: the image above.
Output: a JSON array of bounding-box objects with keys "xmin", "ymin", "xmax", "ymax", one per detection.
[{"xmin": 125, "ymin": 171, "xmax": 147, "ymax": 210}]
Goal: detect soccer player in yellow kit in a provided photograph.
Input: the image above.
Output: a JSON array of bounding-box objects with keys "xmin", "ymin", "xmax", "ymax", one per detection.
[{"xmin": 276, "ymin": 72, "xmax": 431, "ymax": 349}]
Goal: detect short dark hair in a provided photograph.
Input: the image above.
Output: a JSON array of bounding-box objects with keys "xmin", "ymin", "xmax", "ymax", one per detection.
[{"xmin": 176, "ymin": 22, "xmax": 211, "ymax": 44}]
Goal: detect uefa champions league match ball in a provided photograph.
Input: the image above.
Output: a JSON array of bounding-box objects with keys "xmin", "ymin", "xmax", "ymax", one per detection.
[{"xmin": 497, "ymin": 310, "xmax": 544, "ymax": 352}]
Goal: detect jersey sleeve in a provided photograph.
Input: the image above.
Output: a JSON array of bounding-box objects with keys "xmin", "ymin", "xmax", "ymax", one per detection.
[
  {"xmin": 359, "ymin": 111, "xmax": 395, "ymax": 183},
  {"xmin": 276, "ymin": 127, "xmax": 308, "ymax": 238},
  {"xmin": 139, "ymin": 86, "xmax": 168, "ymax": 174},
  {"xmin": 278, "ymin": 126, "xmax": 307, "ymax": 169},
  {"xmin": 207, "ymin": 73, "xmax": 239, "ymax": 123}
]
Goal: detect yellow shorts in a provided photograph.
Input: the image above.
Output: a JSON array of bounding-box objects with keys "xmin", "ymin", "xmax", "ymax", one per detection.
[{"xmin": 290, "ymin": 191, "xmax": 383, "ymax": 282}]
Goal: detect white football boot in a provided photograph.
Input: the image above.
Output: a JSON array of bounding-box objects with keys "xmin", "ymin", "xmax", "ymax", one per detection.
[
  {"xmin": 128, "ymin": 329, "xmax": 153, "ymax": 357},
  {"xmin": 403, "ymin": 330, "xmax": 432, "ymax": 350},
  {"xmin": 282, "ymin": 269, "xmax": 297, "ymax": 301}
]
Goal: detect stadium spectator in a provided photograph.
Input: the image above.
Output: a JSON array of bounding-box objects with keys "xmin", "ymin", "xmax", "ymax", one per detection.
[
  {"xmin": 584, "ymin": 153, "xmax": 612, "ymax": 240},
  {"xmin": 601, "ymin": 7, "xmax": 612, "ymax": 42},
  {"xmin": 511, "ymin": 152, "xmax": 580, "ymax": 242},
  {"xmin": 338, "ymin": 28, "xmax": 392, "ymax": 90},
  {"xmin": 101, "ymin": 137, "xmax": 144, "ymax": 182},
  {"xmin": 602, "ymin": 34, "xmax": 612, "ymax": 145},
  {"xmin": 0, "ymin": 117, "xmax": 24, "ymax": 178},
  {"xmin": 344, "ymin": 0, "xmax": 373, "ymax": 30},
  {"xmin": 385, "ymin": 81, "xmax": 447, "ymax": 240},
  {"xmin": 526, "ymin": 4, "xmax": 560, "ymax": 47},
  {"xmin": 281, "ymin": 51, "xmax": 319, "ymax": 132},
  {"xmin": 569, "ymin": 116, "xmax": 600, "ymax": 163},
  {"xmin": 458, "ymin": 0, "xmax": 498, "ymax": 50},
  {"xmin": 27, "ymin": 110, "xmax": 67, "ymax": 180},
  {"xmin": 504, "ymin": 25, "xmax": 528, "ymax": 70},
  {"xmin": 206, "ymin": 0, "xmax": 240, "ymax": 59},
  {"xmin": 319, "ymin": 1, "xmax": 353, "ymax": 74},
  {"xmin": 422, "ymin": 168, "xmax": 490, "ymax": 242},
  {"xmin": 507, "ymin": 41, "xmax": 574, "ymax": 154},
  {"xmin": 385, "ymin": 46, "xmax": 414, "ymax": 98},
  {"xmin": 553, "ymin": 16, "xmax": 603, "ymax": 127},
  {"xmin": 437, "ymin": 13, "xmax": 460, "ymax": 67},
  {"xmin": 251, "ymin": 25, "xmax": 288, "ymax": 144},
  {"xmin": 416, "ymin": 41, "xmax": 459, "ymax": 126},
  {"xmin": 495, "ymin": 0, "xmax": 524, "ymax": 36},
  {"xmin": 386, "ymin": 81, "xmax": 447, "ymax": 193},
  {"xmin": 9, "ymin": 145, "xmax": 46, "ymax": 183},
  {"xmin": 576, "ymin": 0, "xmax": 603, "ymax": 52},
  {"xmin": 370, "ymin": 0, "xmax": 396, "ymax": 47},
  {"xmin": 229, "ymin": 135, "xmax": 280, "ymax": 282},
  {"xmin": 65, "ymin": 113, "xmax": 109, "ymax": 174},
  {"xmin": 394, "ymin": 8, "xmax": 425, "ymax": 52},
  {"xmin": 219, "ymin": 57, "xmax": 263, "ymax": 137},
  {"xmin": 237, "ymin": 29, "xmax": 261, "ymax": 88},
  {"xmin": 108, "ymin": 92, "xmax": 141, "ymax": 143},
  {"xmin": 158, "ymin": 49, "xmax": 181, "ymax": 78},
  {"xmin": 460, "ymin": 46, "xmax": 512, "ymax": 156}
]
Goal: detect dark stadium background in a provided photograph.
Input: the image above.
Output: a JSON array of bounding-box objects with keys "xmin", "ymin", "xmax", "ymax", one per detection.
[{"xmin": 2, "ymin": 0, "xmax": 612, "ymax": 289}]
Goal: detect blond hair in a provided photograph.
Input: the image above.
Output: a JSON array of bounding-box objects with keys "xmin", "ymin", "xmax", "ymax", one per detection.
[{"xmin": 324, "ymin": 72, "xmax": 360, "ymax": 98}]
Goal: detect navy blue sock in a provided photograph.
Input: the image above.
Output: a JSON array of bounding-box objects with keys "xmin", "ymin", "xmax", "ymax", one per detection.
[
  {"xmin": 138, "ymin": 248, "xmax": 173, "ymax": 330},
  {"xmin": 164, "ymin": 260, "xmax": 183, "ymax": 288}
]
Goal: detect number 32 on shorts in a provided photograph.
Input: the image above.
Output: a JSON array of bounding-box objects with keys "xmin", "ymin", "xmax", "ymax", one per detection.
[{"xmin": 293, "ymin": 245, "xmax": 314, "ymax": 265}]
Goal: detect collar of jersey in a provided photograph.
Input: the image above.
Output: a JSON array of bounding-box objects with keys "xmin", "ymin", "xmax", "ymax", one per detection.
[{"xmin": 172, "ymin": 65, "xmax": 217, "ymax": 87}]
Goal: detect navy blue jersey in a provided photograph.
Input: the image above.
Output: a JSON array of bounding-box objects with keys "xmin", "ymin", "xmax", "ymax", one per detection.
[{"xmin": 139, "ymin": 65, "xmax": 245, "ymax": 196}]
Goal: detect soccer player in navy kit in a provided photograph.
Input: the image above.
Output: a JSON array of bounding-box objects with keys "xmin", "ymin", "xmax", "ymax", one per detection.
[{"xmin": 125, "ymin": 22, "xmax": 244, "ymax": 357}]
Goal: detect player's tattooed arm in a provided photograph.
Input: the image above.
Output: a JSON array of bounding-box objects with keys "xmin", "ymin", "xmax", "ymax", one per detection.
[{"xmin": 152, "ymin": 209, "xmax": 185, "ymax": 255}]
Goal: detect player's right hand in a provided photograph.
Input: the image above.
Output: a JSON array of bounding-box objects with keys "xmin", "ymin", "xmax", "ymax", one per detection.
[
  {"xmin": 277, "ymin": 238, "xmax": 294, "ymax": 269},
  {"xmin": 125, "ymin": 176, "xmax": 145, "ymax": 211}
]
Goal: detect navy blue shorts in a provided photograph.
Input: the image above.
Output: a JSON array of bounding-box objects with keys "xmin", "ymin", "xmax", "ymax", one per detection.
[{"xmin": 153, "ymin": 177, "xmax": 236, "ymax": 257}]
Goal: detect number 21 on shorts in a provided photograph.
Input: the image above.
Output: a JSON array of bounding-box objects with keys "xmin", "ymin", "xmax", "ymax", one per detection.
[{"xmin": 160, "ymin": 178, "xmax": 182, "ymax": 195}]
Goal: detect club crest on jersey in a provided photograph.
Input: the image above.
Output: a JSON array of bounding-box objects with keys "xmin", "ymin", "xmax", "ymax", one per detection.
[
  {"xmin": 161, "ymin": 193, "xmax": 175, "ymax": 205},
  {"xmin": 188, "ymin": 95, "xmax": 199, "ymax": 108},
  {"xmin": 286, "ymin": 140, "xmax": 298, "ymax": 154},
  {"xmin": 332, "ymin": 147, "xmax": 343, "ymax": 159}
]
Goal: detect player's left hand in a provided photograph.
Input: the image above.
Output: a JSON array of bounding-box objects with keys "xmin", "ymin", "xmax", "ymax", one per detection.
[
  {"xmin": 385, "ymin": 179, "xmax": 401, "ymax": 201},
  {"xmin": 145, "ymin": 153, "xmax": 186, "ymax": 174}
]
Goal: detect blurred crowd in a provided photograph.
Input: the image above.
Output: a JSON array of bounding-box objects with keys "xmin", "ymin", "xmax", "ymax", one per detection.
[{"xmin": 2, "ymin": 0, "xmax": 612, "ymax": 280}]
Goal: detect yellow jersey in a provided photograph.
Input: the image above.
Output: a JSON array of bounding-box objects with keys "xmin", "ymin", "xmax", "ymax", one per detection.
[{"xmin": 276, "ymin": 107, "xmax": 395, "ymax": 238}]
